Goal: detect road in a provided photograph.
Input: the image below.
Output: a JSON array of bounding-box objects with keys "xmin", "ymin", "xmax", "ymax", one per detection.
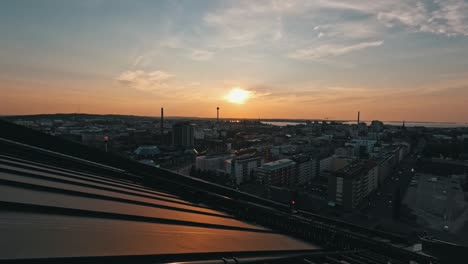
[
  {"xmin": 357, "ymin": 157, "xmax": 416, "ymax": 219},
  {"xmin": 347, "ymin": 156, "xmax": 468, "ymax": 245}
]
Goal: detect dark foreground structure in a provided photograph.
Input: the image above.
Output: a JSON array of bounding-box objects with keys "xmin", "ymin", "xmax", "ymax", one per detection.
[{"xmin": 0, "ymin": 119, "xmax": 464, "ymax": 263}]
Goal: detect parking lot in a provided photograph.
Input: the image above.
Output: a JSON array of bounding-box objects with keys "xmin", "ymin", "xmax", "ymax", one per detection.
[{"xmin": 404, "ymin": 173, "xmax": 467, "ymax": 235}]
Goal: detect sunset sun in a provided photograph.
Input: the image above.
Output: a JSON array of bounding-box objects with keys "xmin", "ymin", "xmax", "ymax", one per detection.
[{"xmin": 224, "ymin": 87, "xmax": 252, "ymax": 104}]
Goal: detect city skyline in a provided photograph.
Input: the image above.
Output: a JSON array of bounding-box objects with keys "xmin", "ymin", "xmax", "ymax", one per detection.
[{"xmin": 1, "ymin": 0, "xmax": 468, "ymax": 122}]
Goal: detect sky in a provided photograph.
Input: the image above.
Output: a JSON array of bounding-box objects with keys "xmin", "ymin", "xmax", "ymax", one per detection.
[{"xmin": 1, "ymin": 0, "xmax": 468, "ymax": 122}]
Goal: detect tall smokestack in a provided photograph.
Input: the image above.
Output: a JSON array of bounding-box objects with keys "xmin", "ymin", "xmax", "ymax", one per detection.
[
  {"xmin": 160, "ymin": 107, "xmax": 164, "ymax": 145},
  {"xmin": 216, "ymin": 106, "xmax": 219, "ymax": 122},
  {"xmin": 357, "ymin": 111, "xmax": 360, "ymax": 124}
]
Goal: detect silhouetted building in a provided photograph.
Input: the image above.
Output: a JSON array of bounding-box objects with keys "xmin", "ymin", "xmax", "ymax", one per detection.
[
  {"xmin": 292, "ymin": 154, "xmax": 314, "ymax": 185},
  {"xmin": 357, "ymin": 122, "xmax": 367, "ymax": 132},
  {"xmin": 226, "ymin": 152, "xmax": 264, "ymax": 184},
  {"xmin": 328, "ymin": 160, "xmax": 378, "ymax": 210},
  {"xmin": 134, "ymin": 145, "xmax": 161, "ymax": 159},
  {"xmin": 370, "ymin": 120, "xmax": 384, "ymax": 132},
  {"xmin": 195, "ymin": 154, "xmax": 231, "ymax": 172},
  {"xmin": 256, "ymin": 159, "xmax": 296, "ymax": 187},
  {"xmin": 205, "ymin": 139, "xmax": 227, "ymax": 155},
  {"xmin": 172, "ymin": 122, "xmax": 195, "ymax": 148},
  {"xmin": 346, "ymin": 139, "xmax": 377, "ymax": 157}
]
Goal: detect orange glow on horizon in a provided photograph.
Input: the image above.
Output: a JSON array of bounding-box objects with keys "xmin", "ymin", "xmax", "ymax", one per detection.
[{"xmin": 1, "ymin": 79, "xmax": 468, "ymax": 123}]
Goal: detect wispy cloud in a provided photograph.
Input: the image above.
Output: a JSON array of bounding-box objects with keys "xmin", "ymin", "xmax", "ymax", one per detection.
[
  {"xmin": 200, "ymin": 0, "xmax": 467, "ymax": 54},
  {"xmin": 117, "ymin": 70, "xmax": 174, "ymax": 91},
  {"xmin": 288, "ymin": 41, "xmax": 383, "ymax": 60},
  {"xmin": 202, "ymin": 1, "xmax": 295, "ymax": 48},
  {"xmin": 189, "ymin": 50, "xmax": 214, "ymax": 61},
  {"xmin": 126, "ymin": 0, "xmax": 467, "ymax": 70},
  {"xmin": 377, "ymin": 0, "xmax": 468, "ymax": 36},
  {"xmin": 132, "ymin": 55, "xmax": 144, "ymax": 67},
  {"xmin": 160, "ymin": 38, "xmax": 216, "ymax": 61}
]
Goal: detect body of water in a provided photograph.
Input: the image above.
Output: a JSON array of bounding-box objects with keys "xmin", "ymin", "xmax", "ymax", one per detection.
[
  {"xmin": 263, "ymin": 121, "xmax": 468, "ymax": 128},
  {"xmin": 262, "ymin": 121, "xmax": 306, "ymax": 127},
  {"xmin": 342, "ymin": 121, "xmax": 468, "ymax": 128}
]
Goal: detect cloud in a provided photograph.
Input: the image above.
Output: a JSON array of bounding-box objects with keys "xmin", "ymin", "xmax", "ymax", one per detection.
[
  {"xmin": 132, "ymin": 56, "xmax": 144, "ymax": 67},
  {"xmin": 312, "ymin": 21, "xmax": 383, "ymax": 40},
  {"xmin": 377, "ymin": 0, "xmax": 468, "ymax": 36},
  {"xmin": 117, "ymin": 70, "xmax": 174, "ymax": 91},
  {"xmin": 189, "ymin": 50, "xmax": 214, "ymax": 61},
  {"xmin": 136, "ymin": 0, "xmax": 467, "ymax": 67},
  {"xmin": 154, "ymin": 37, "xmax": 216, "ymax": 61},
  {"xmin": 203, "ymin": 1, "xmax": 289, "ymax": 48},
  {"xmin": 201, "ymin": 1, "xmax": 386, "ymax": 50},
  {"xmin": 288, "ymin": 41, "xmax": 383, "ymax": 60},
  {"xmin": 201, "ymin": 1, "xmax": 467, "ymax": 50}
]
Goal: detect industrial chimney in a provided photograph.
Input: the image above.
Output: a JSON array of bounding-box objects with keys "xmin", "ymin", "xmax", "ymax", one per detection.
[{"xmin": 160, "ymin": 107, "xmax": 164, "ymax": 145}]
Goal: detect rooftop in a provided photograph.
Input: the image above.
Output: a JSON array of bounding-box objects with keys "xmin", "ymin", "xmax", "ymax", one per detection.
[
  {"xmin": 334, "ymin": 160, "xmax": 377, "ymax": 179},
  {"xmin": 258, "ymin": 159, "xmax": 296, "ymax": 171},
  {"xmin": 134, "ymin": 145, "xmax": 161, "ymax": 156},
  {"xmin": 0, "ymin": 139, "xmax": 317, "ymax": 261}
]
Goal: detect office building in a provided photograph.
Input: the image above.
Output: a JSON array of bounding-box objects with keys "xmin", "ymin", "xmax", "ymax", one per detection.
[
  {"xmin": 172, "ymin": 121, "xmax": 195, "ymax": 148},
  {"xmin": 328, "ymin": 160, "xmax": 379, "ymax": 210},
  {"xmin": 225, "ymin": 153, "xmax": 264, "ymax": 184},
  {"xmin": 292, "ymin": 154, "xmax": 314, "ymax": 185},
  {"xmin": 256, "ymin": 159, "xmax": 296, "ymax": 187},
  {"xmin": 195, "ymin": 154, "xmax": 232, "ymax": 172}
]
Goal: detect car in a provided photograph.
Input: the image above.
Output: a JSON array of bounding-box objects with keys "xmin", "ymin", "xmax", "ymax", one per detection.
[{"xmin": 443, "ymin": 225, "xmax": 449, "ymax": 231}]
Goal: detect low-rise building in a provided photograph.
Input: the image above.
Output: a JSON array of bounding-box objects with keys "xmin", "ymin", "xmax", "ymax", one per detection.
[
  {"xmin": 225, "ymin": 153, "xmax": 264, "ymax": 184},
  {"xmin": 346, "ymin": 139, "xmax": 377, "ymax": 157},
  {"xmin": 134, "ymin": 145, "xmax": 161, "ymax": 159},
  {"xmin": 195, "ymin": 154, "xmax": 232, "ymax": 172}
]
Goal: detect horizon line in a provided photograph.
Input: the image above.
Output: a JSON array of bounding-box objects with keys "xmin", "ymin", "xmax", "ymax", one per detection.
[{"xmin": 1, "ymin": 112, "xmax": 467, "ymax": 125}]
